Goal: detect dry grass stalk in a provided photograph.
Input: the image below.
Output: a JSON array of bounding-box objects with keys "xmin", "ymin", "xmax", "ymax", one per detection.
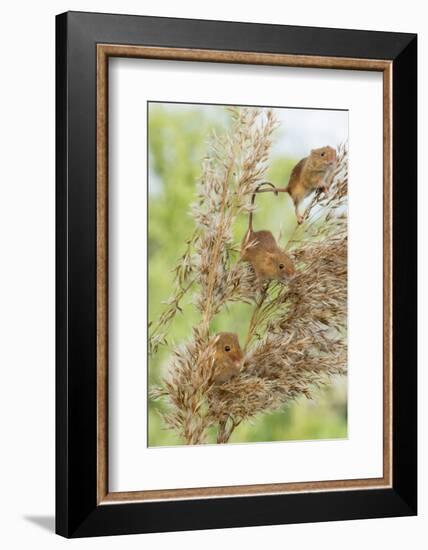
[
  {"xmin": 149, "ymin": 108, "xmax": 277, "ymax": 353},
  {"xmin": 150, "ymin": 108, "xmax": 348, "ymax": 445},
  {"xmin": 192, "ymin": 108, "xmax": 279, "ymax": 333}
]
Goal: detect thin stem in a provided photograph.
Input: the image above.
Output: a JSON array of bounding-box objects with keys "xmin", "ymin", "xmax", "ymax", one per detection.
[
  {"xmin": 216, "ymin": 419, "xmax": 228, "ymax": 444},
  {"xmin": 244, "ymin": 285, "xmax": 269, "ymax": 350},
  {"xmin": 217, "ymin": 417, "xmax": 239, "ymax": 444},
  {"xmin": 148, "ymin": 232, "xmax": 198, "ymax": 353},
  {"xmin": 200, "ymin": 159, "xmax": 235, "ymax": 338},
  {"xmin": 148, "ymin": 275, "xmax": 196, "ymax": 352}
]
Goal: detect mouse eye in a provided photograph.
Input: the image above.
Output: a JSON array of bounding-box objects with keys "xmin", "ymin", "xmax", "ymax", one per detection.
[
  {"xmin": 279, "ymin": 263, "xmax": 284, "ymax": 270},
  {"xmin": 224, "ymin": 345, "xmax": 231, "ymax": 352},
  {"xmin": 320, "ymin": 152, "xmax": 325, "ymax": 157}
]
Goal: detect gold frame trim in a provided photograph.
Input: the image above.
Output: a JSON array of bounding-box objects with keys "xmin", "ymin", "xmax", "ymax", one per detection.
[{"xmin": 96, "ymin": 44, "xmax": 393, "ymax": 504}]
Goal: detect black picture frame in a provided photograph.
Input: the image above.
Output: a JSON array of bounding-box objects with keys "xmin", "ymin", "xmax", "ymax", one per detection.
[{"xmin": 56, "ymin": 10, "xmax": 417, "ymax": 538}]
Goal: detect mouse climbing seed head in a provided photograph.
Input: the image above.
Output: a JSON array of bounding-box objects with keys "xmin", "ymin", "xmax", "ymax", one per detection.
[
  {"xmin": 212, "ymin": 332, "xmax": 244, "ymax": 384},
  {"xmin": 241, "ymin": 230, "xmax": 295, "ymax": 282},
  {"xmin": 285, "ymin": 145, "xmax": 338, "ymax": 224},
  {"xmin": 240, "ymin": 181, "xmax": 296, "ymax": 284},
  {"xmin": 306, "ymin": 145, "xmax": 337, "ymax": 176}
]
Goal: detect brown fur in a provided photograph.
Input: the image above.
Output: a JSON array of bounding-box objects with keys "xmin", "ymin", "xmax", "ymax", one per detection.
[
  {"xmin": 241, "ymin": 183, "xmax": 295, "ymax": 283},
  {"xmin": 286, "ymin": 146, "xmax": 337, "ymax": 224},
  {"xmin": 241, "ymin": 230, "xmax": 295, "ymax": 282},
  {"xmin": 213, "ymin": 332, "xmax": 243, "ymax": 384}
]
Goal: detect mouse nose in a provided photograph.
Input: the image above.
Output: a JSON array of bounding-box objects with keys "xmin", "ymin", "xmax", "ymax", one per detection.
[{"xmin": 285, "ymin": 268, "xmax": 296, "ymax": 280}]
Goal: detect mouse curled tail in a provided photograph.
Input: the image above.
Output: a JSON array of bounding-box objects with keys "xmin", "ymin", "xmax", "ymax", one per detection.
[
  {"xmin": 249, "ymin": 181, "xmax": 279, "ymax": 232},
  {"xmin": 254, "ymin": 181, "xmax": 289, "ymax": 196}
]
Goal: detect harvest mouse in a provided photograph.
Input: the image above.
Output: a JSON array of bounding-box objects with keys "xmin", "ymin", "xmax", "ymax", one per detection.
[
  {"xmin": 212, "ymin": 332, "xmax": 244, "ymax": 384},
  {"xmin": 241, "ymin": 182, "xmax": 295, "ymax": 283},
  {"xmin": 256, "ymin": 146, "xmax": 337, "ymax": 224},
  {"xmin": 281, "ymin": 146, "xmax": 337, "ymax": 224}
]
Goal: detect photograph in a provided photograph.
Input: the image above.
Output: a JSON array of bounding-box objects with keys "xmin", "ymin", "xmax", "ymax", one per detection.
[
  {"xmin": 148, "ymin": 102, "xmax": 349, "ymax": 446},
  {"xmin": 0, "ymin": 2, "xmax": 420, "ymax": 545}
]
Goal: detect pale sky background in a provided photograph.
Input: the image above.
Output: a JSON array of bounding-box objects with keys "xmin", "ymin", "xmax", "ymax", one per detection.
[
  {"xmin": 273, "ymin": 107, "xmax": 348, "ymax": 157},
  {"xmin": 148, "ymin": 103, "xmax": 348, "ymax": 192}
]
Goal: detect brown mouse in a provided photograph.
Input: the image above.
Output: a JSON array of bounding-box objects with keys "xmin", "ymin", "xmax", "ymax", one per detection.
[
  {"xmin": 212, "ymin": 332, "xmax": 243, "ymax": 384},
  {"xmin": 283, "ymin": 146, "xmax": 337, "ymax": 224},
  {"xmin": 258, "ymin": 146, "xmax": 337, "ymax": 224},
  {"xmin": 241, "ymin": 183, "xmax": 295, "ymax": 283}
]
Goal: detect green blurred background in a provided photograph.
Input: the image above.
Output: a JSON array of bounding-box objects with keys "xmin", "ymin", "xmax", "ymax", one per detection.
[{"xmin": 148, "ymin": 102, "xmax": 347, "ymax": 446}]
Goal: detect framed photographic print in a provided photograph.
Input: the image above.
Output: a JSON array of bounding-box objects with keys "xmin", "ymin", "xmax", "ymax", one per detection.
[{"xmin": 56, "ymin": 11, "xmax": 417, "ymax": 538}]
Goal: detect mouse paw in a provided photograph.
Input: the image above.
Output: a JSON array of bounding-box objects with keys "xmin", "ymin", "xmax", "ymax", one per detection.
[{"xmin": 296, "ymin": 214, "xmax": 303, "ymax": 225}]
